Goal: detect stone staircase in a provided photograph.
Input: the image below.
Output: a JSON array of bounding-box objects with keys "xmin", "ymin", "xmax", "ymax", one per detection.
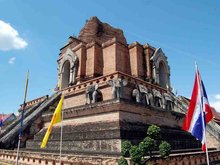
[
  {"xmin": 172, "ymin": 94, "xmax": 220, "ymax": 149},
  {"xmin": 0, "ymin": 100, "xmax": 46, "ymax": 140},
  {"xmin": 0, "ymin": 92, "xmax": 61, "ymax": 149}
]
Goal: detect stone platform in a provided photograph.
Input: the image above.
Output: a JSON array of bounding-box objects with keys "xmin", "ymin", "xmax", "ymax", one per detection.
[{"xmin": 26, "ymin": 98, "xmax": 200, "ymax": 155}]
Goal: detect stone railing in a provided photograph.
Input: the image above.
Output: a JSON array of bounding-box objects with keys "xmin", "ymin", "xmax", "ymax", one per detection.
[
  {"xmin": 153, "ymin": 150, "xmax": 220, "ymax": 164},
  {"xmin": 1, "ymin": 149, "xmax": 220, "ymax": 165},
  {"xmin": 19, "ymin": 95, "xmax": 49, "ymax": 112},
  {"xmin": 62, "ymin": 71, "xmax": 167, "ymax": 96},
  {"xmin": 207, "ymin": 121, "xmax": 220, "ymax": 140},
  {"xmin": 126, "ymin": 150, "xmax": 220, "ymax": 165},
  {"xmin": 174, "ymin": 95, "xmax": 220, "ymax": 142},
  {"xmin": 0, "ymin": 92, "xmax": 61, "ymax": 147},
  {"xmin": 0, "ymin": 149, "xmax": 118, "ymax": 165},
  {"xmin": 172, "ymin": 95, "xmax": 188, "ymax": 114},
  {"xmin": 0, "ymin": 100, "xmax": 46, "ymax": 139}
]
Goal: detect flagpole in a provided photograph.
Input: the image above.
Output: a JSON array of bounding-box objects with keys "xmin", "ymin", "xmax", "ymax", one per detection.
[
  {"xmin": 195, "ymin": 63, "xmax": 210, "ymax": 165},
  {"xmin": 204, "ymin": 127, "xmax": 210, "ymax": 165},
  {"xmin": 16, "ymin": 70, "xmax": 29, "ymax": 165},
  {"xmin": 59, "ymin": 109, "xmax": 63, "ymax": 165},
  {"xmin": 0, "ymin": 113, "xmax": 3, "ymax": 134}
]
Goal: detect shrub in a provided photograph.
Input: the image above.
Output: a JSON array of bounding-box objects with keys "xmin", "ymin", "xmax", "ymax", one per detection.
[
  {"xmin": 122, "ymin": 140, "xmax": 132, "ymax": 157},
  {"xmin": 129, "ymin": 145, "xmax": 142, "ymax": 164},
  {"xmin": 139, "ymin": 137, "xmax": 156, "ymax": 157},
  {"xmin": 118, "ymin": 157, "xmax": 128, "ymax": 165},
  {"xmin": 147, "ymin": 125, "xmax": 161, "ymax": 140},
  {"xmin": 159, "ymin": 141, "xmax": 171, "ymax": 158}
]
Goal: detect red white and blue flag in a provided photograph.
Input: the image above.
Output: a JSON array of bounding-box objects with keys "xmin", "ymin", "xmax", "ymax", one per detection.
[
  {"xmin": 0, "ymin": 114, "xmax": 4, "ymax": 128},
  {"xmin": 182, "ymin": 67, "xmax": 213, "ymax": 151},
  {"xmin": 0, "ymin": 114, "xmax": 3, "ymax": 133},
  {"xmin": 0, "ymin": 118, "xmax": 3, "ymax": 127}
]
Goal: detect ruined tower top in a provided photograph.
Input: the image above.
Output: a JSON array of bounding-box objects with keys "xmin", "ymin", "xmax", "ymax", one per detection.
[
  {"xmin": 58, "ymin": 16, "xmax": 171, "ymax": 92},
  {"xmin": 78, "ymin": 16, "xmax": 127, "ymax": 45}
]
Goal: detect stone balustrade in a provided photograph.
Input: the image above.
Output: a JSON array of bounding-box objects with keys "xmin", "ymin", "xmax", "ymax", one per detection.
[
  {"xmin": 62, "ymin": 71, "xmax": 167, "ymax": 97},
  {"xmin": 1, "ymin": 149, "xmax": 220, "ymax": 165},
  {"xmin": 0, "ymin": 149, "xmax": 118, "ymax": 165},
  {"xmin": 61, "ymin": 71, "xmax": 172, "ymax": 110},
  {"xmin": 207, "ymin": 121, "xmax": 220, "ymax": 141},
  {"xmin": 144, "ymin": 150, "xmax": 220, "ymax": 165},
  {"xmin": 19, "ymin": 95, "xmax": 48, "ymax": 112}
]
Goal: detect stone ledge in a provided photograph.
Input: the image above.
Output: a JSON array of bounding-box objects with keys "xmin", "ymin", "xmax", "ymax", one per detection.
[
  {"xmin": 61, "ymin": 71, "xmax": 167, "ymax": 97},
  {"xmin": 33, "ymin": 129, "xmax": 121, "ymax": 141},
  {"xmin": 43, "ymin": 98, "xmax": 184, "ymax": 129},
  {"xmin": 0, "ymin": 149, "xmax": 118, "ymax": 164},
  {"xmin": 1, "ymin": 149, "xmax": 220, "ymax": 165}
]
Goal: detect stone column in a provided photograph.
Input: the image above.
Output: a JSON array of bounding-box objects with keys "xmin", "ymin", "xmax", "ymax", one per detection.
[{"xmin": 152, "ymin": 64, "xmax": 156, "ymax": 83}]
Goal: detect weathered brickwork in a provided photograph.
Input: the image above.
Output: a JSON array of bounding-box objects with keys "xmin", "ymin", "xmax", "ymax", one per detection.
[
  {"xmin": 1, "ymin": 149, "xmax": 220, "ymax": 165},
  {"xmin": 1, "ymin": 16, "xmax": 220, "ymax": 164}
]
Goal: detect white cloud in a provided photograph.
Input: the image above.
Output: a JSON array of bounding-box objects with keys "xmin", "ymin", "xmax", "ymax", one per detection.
[
  {"xmin": 210, "ymin": 94, "xmax": 220, "ymax": 113},
  {"xmin": 0, "ymin": 20, "xmax": 27, "ymax": 51},
  {"xmin": 214, "ymin": 94, "xmax": 220, "ymax": 100},
  {"xmin": 8, "ymin": 57, "xmax": 16, "ymax": 64},
  {"xmin": 211, "ymin": 101, "xmax": 220, "ymax": 113}
]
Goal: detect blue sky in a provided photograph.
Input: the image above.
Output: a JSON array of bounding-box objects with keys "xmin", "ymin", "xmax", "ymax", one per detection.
[{"xmin": 0, "ymin": 0, "xmax": 219, "ymax": 114}]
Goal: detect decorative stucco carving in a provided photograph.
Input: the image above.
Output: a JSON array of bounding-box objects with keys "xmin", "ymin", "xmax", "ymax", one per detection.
[
  {"xmin": 107, "ymin": 78, "xmax": 128, "ymax": 99},
  {"xmin": 163, "ymin": 92, "xmax": 174, "ymax": 110},
  {"xmin": 150, "ymin": 48, "xmax": 170, "ymax": 89},
  {"xmin": 132, "ymin": 84, "xmax": 174, "ymax": 110},
  {"xmin": 132, "ymin": 84, "xmax": 153, "ymax": 106},
  {"xmin": 58, "ymin": 48, "xmax": 79, "ymax": 88},
  {"xmin": 85, "ymin": 84, "xmax": 100, "ymax": 104},
  {"xmin": 152, "ymin": 89, "xmax": 163, "ymax": 107}
]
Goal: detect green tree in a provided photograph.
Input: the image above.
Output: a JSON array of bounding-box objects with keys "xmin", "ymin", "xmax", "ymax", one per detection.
[
  {"xmin": 147, "ymin": 125, "xmax": 161, "ymax": 140},
  {"xmin": 159, "ymin": 141, "xmax": 171, "ymax": 158},
  {"xmin": 139, "ymin": 137, "xmax": 156, "ymax": 157},
  {"xmin": 121, "ymin": 125, "xmax": 171, "ymax": 164},
  {"xmin": 122, "ymin": 140, "xmax": 132, "ymax": 157},
  {"xmin": 129, "ymin": 145, "xmax": 143, "ymax": 165},
  {"xmin": 118, "ymin": 157, "xmax": 128, "ymax": 165}
]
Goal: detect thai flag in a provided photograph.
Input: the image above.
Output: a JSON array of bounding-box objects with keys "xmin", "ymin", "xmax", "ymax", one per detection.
[
  {"xmin": 0, "ymin": 119, "xmax": 2, "ymax": 127},
  {"xmin": 0, "ymin": 115, "xmax": 3, "ymax": 134},
  {"xmin": 0, "ymin": 114, "xmax": 3, "ymax": 127},
  {"xmin": 182, "ymin": 67, "xmax": 213, "ymax": 151}
]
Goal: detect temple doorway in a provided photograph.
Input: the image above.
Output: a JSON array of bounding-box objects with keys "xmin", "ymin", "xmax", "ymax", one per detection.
[
  {"xmin": 159, "ymin": 62, "xmax": 167, "ymax": 88},
  {"xmin": 61, "ymin": 60, "xmax": 70, "ymax": 89}
]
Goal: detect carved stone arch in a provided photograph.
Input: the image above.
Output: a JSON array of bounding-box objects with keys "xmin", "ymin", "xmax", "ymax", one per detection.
[
  {"xmin": 61, "ymin": 60, "xmax": 71, "ymax": 89},
  {"xmin": 58, "ymin": 48, "xmax": 79, "ymax": 89},
  {"xmin": 158, "ymin": 60, "xmax": 168, "ymax": 88},
  {"xmin": 150, "ymin": 48, "xmax": 170, "ymax": 88}
]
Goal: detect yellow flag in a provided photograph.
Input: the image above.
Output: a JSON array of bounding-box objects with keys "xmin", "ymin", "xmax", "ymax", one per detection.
[{"xmin": 40, "ymin": 95, "xmax": 64, "ymax": 148}]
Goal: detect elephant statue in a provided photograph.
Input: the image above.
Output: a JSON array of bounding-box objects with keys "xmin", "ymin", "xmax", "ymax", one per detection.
[
  {"xmin": 147, "ymin": 89, "xmax": 154, "ymax": 106},
  {"xmin": 132, "ymin": 87, "xmax": 141, "ymax": 103},
  {"xmin": 132, "ymin": 85, "xmax": 154, "ymax": 106},
  {"xmin": 107, "ymin": 78, "xmax": 128, "ymax": 99},
  {"xmin": 139, "ymin": 85, "xmax": 155, "ymax": 106},
  {"xmin": 152, "ymin": 89, "xmax": 162, "ymax": 107},
  {"xmin": 85, "ymin": 84, "xmax": 99, "ymax": 104},
  {"xmin": 163, "ymin": 92, "xmax": 174, "ymax": 110}
]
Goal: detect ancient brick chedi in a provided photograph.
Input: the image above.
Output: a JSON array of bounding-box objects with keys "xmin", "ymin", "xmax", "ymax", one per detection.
[
  {"xmin": 1, "ymin": 16, "xmax": 206, "ymax": 155},
  {"xmin": 27, "ymin": 17, "xmax": 200, "ymax": 154},
  {"xmin": 57, "ymin": 16, "xmax": 170, "ymax": 90}
]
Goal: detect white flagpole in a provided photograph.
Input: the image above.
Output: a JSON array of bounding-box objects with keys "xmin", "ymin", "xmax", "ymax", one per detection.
[
  {"xmin": 195, "ymin": 62, "xmax": 210, "ymax": 165},
  {"xmin": 203, "ymin": 127, "xmax": 210, "ymax": 165},
  {"xmin": 59, "ymin": 110, "xmax": 63, "ymax": 165}
]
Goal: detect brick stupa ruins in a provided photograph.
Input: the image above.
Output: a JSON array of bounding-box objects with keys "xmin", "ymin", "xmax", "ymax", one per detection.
[{"xmin": 0, "ymin": 17, "xmax": 220, "ymax": 162}]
